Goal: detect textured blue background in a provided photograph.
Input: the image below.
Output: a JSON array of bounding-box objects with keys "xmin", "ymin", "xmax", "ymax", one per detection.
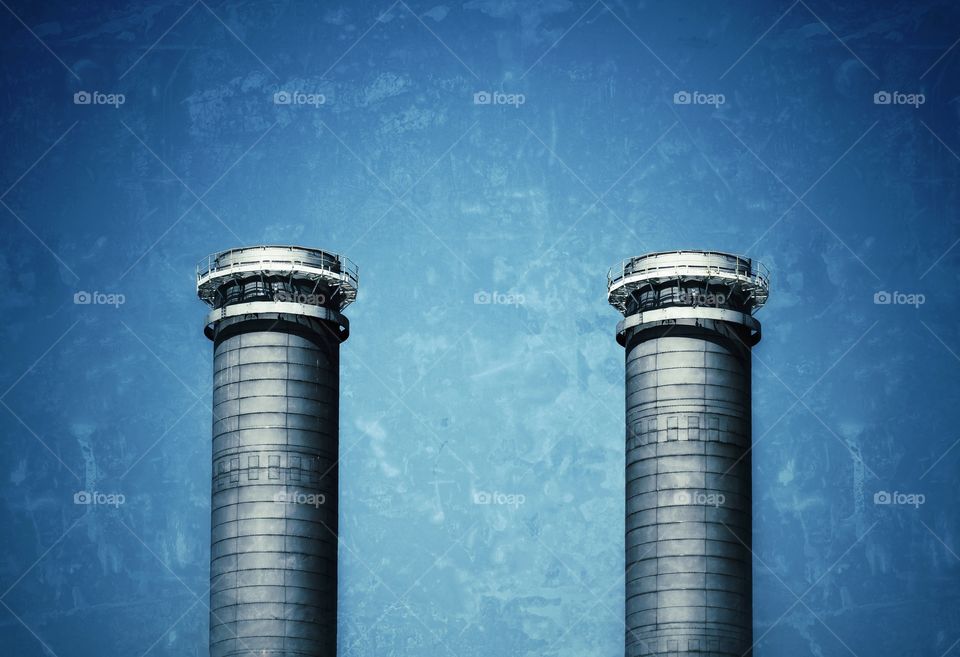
[{"xmin": 1, "ymin": 1, "xmax": 959, "ymax": 655}]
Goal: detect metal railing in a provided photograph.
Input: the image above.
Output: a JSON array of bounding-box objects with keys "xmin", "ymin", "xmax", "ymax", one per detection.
[
  {"xmin": 606, "ymin": 251, "xmax": 770, "ymax": 313},
  {"xmin": 196, "ymin": 245, "xmax": 359, "ymax": 289},
  {"xmin": 607, "ymin": 250, "xmax": 769, "ymax": 292}
]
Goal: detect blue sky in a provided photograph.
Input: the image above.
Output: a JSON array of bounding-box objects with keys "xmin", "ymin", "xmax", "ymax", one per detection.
[{"xmin": 1, "ymin": 1, "xmax": 959, "ymax": 655}]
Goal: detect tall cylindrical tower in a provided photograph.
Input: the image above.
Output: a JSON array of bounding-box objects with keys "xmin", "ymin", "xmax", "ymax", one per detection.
[
  {"xmin": 607, "ymin": 251, "xmax": 769, "ymax": 657},
  {"xmin": 197, "ymin": 245, "xmax": 358, "ymax": 657}
]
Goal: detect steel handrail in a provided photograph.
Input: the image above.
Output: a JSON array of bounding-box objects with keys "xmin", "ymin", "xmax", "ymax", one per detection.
[
  {"xmin": 196, "ymin": 247, "xmax": 358, "ymax": 286},
  {"xmin": 607, "ymin": 251, "xmax": 769, "ymax": 289},
  {"xmin": 606, "ymin": 251, "xmax": 770, "ymax": 314}
]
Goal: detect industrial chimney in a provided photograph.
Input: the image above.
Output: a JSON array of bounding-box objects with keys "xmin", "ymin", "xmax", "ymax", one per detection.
[
  {"xmin": 197, "ymin": 245, "xmax": 358, "ymax": 657},
  {"xmin": 606, "ymin": 251, "xmax": 769, "ymax": 657}
]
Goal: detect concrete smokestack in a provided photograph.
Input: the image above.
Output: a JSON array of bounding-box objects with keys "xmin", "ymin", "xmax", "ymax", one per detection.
[
  {"xmin": 197, "ymin": 245, "xmax": 358, "ymax": 657},
  {"xmin": 606, "ymin": 251, "xmax": 769, "ymax": 657}
]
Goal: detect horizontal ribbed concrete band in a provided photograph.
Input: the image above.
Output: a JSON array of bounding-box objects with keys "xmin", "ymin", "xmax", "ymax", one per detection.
[
  {"xmin": 616, "ymin": 307, "xmax": 761, "ymax": 346},
  {"xmin": 204, "ymin": 301, "xmax": 349, "ymax": 342}
]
